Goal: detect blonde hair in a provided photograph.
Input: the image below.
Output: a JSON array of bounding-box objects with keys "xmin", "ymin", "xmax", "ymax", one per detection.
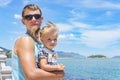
[{"xmin": 40, "ymin": 21, "xmax": 58, "ymax": 38}]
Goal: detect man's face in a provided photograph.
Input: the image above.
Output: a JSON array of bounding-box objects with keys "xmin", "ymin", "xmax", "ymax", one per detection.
[{"xmin": 22, "ymin": 9, "xmax": 43, "ymax": 33}]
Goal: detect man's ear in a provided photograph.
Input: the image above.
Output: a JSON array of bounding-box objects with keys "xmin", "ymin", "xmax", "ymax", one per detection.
[
  {"xmin": 40, "ymin": 17, "xmax": 44, "ymax": 23},
  {"xmin": 21, "ymin": 18, "xmax": 25, "ymax": 25}
]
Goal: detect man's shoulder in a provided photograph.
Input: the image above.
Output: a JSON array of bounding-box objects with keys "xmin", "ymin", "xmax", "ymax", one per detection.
[
  {"xmin": 14, "ymin": 35, "xmax": 35, "ymax": 51},
  {"xmin": 19, "ymin": 35, "xmax": 32, "ymax": 39},
  {"xmin": 16, "ymin": 35, "xmax": 33, "ymax": 44}
]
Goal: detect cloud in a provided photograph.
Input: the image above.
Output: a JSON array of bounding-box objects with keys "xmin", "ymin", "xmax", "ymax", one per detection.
[
  {"xmin": 22, "ymin": 0, "xmax": 30, "ymax": 5},
  {"xmin": 81, "ymin": 0, "xmax": 120, "ymax": 9},
  {"xmin": 12, "ymin": 22, "xmax": 17, "ymax": 25},
  {"xmin": 14, "ymin": 14, "xmax": 21, "ymax": 19},
  {"xmin": 105, "ymin": 11, "xmax": 113, "ymax": 17},
  {"xmin": 57, "ymin": 17, "xmax": 120, "ymax": 49},
  {"xmin": 53, "ymin": 0, "xmax": 120, "ymax": 10},
  {"xmin": 0, "ymin": 0, "xmax": 12, "ymax": 7},
  {"xmin": 80, "ymin": 29, "xmax": 120, "ymax": 48},
  {"xmin": 22, "ymin": 0, "xmax": 44, "ymax": 5},
  {"xmin": 56, "ymin": 22, "xmax": 91, "ymax": 33},
  {"xmin": 59, "ymin": 33, "xmax": 76, "ymax": 40},
  {"xmin": 56, "ymin": 23, "xmax": 73, "ymax": 32},
  {"xmin": 71, "ymin": 21, "xmax": 91, "ymax": 28},
  {"xmin": 12, "ymin": 14, "xmax": 21, "ymax": 25},
  {"xmin": 69, "ymin": 8, "xmax": 87, "ymax": 21},
  {"xmin": 9, "ymin": 31, "xmax": 24, "ymax": 35}
]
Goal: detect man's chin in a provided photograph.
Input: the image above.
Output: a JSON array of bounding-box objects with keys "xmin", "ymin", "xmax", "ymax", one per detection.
[
  {"xmin": 32, "ymin": 25, "xmax": 39, "ymax": 30},
  {"xmin": 32, "ymin": 25, "xmax": 39, "ymax": 27},
  {"xmin": 29, "ymin": 25, "xmax": 39, "ymax": 35}
]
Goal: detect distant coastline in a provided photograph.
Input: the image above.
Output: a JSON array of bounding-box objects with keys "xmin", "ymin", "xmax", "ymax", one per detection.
[
  {"xmin": 87, "ymin": 55, "xmax": 107, "ymax": 58},
  {"xmin": 1, "ymin": 46, "xmax": 120, "ymax": 59}
]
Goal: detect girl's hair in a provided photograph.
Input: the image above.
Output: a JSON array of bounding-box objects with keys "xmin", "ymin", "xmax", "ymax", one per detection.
[
  {"xmin": 22, "ymin": 4, "xmax": 42, "ymax": 17},
  {"xmin": 40, "ymin": 21, "xmax": 58, "ymax": 37}
]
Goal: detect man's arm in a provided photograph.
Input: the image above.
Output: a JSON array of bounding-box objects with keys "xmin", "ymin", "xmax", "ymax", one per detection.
[{"xmin": 15, "ymin": 36, "xmax": 64, "ymax": 80}]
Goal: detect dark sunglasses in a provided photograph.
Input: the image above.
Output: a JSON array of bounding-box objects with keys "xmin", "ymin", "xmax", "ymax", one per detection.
[{"xmin": 23, "ymin": 14, "xmax": 41, "ymax": 20}]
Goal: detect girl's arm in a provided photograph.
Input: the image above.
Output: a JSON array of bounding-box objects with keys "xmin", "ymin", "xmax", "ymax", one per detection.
[{"xmin": 40, "ymin": 57, "xmax": 65, "ymax": 71}]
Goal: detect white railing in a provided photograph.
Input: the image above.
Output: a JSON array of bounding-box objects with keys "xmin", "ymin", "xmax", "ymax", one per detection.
[{"xmin": 0, "ymin": 52, "xmax": 12, "ymax": 80}]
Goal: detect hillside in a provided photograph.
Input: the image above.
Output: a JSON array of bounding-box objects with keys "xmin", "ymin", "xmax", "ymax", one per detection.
[
  {"xmin": 0, "ymin": 47, "xmax": 11, "ymax": 52},
  {"xmin": 57, "ymin": 51, "xmax": 85, "ymax": 58},
  {"xmin": 112, "ymin": 56, "xmax": 120, "ymax": 58},
  {"xmin": 0, "ymin": 47, "xmax": 12, "ymax": 58},
  {"xmin": 88, "ymin": 54, "xmax": 107, "ymax": 58},
  {"xmin": 0, "ymin": 47, "xmax": 85, "ymax": 58}
]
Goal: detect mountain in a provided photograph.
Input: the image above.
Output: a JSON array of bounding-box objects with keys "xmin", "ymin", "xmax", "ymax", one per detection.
[
  {"xmin": 0, "ymin": 46, "xmax": 86, "ymax": 58},
  {"xmin": 0, "ymin": 47, "xmax": 12, "ymax": 58},
  {"xmin": 57, "ymin": 51, "xmax": 85, "ymax": 58},
  {"xmin": 88, "ymin": 55, "xmax": 107, "ymax": 58},
  {"xmin": 0, "ymin": 47, "xmax": 11, "ymax": 52},
  {"xmin": 112, "ymin": 56, "xmax": 120, "ymax": 59}
]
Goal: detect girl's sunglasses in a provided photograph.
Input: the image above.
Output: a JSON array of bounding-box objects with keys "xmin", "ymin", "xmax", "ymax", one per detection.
[{"xmin": 23, "ymin": 14, "xmax": 41, "ymax": 20}]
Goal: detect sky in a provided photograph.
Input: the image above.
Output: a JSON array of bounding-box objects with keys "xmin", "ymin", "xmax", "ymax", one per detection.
[{"xmin": 1, "ymin": 0, "xmax": 120, "ymax": 57}]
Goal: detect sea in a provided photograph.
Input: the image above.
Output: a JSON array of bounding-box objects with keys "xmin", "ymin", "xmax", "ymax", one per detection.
[{"xmin": 7, "ymin": 58, "xmax": 120, "ymax": 80}]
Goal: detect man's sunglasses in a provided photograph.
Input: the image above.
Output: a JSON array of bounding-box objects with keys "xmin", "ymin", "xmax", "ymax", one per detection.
[{"xmin": 23, "ymin": 14, "xmax": 41, "ymax": 20}]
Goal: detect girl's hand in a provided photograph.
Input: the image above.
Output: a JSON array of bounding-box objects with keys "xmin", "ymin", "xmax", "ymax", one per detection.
[{"xmin": 56, "ymin": 64, "xmax": 65, "ymax": 71}]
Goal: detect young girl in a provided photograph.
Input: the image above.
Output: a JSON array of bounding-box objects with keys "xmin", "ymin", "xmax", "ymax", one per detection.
[{"xmin": 38, "ymin": 21, "xmax": 65, "ymax": 80}]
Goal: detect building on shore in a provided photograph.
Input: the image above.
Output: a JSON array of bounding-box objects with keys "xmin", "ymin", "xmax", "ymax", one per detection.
[{"xmin": 0, "ymin": 48, "xmax": 12, "ymax": 80}]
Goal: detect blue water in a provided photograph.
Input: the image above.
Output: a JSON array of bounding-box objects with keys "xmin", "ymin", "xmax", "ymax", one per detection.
[
  {"xmin": 58, "ymin": 58, "xmax": 120, "ymax": 80},
  {"xmin": 7, "ymin": 58, "xmax": 120, "ymax": 80}
]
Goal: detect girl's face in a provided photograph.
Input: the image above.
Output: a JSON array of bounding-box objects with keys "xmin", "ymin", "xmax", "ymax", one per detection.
[{"xmin": 41, "ymin": 31, "xmax": 58, "ymax": 50}]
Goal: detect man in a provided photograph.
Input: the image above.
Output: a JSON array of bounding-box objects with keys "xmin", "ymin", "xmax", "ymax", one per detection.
[{"xmin": 12, "ymin": 4, "xmax": 65, "ymax": 80}]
